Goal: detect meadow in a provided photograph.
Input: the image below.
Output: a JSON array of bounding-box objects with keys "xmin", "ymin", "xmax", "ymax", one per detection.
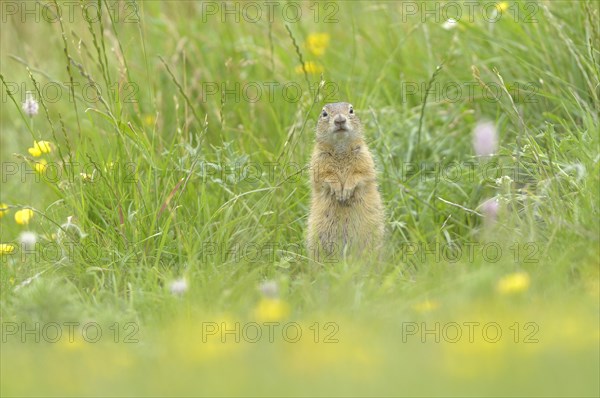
[{"xmin": 0, "ymin": 0, "xmax": 598, "ymax": 396}]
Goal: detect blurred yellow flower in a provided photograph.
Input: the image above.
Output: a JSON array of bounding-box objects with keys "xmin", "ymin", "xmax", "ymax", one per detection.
[
  {"xmin": 497, "ymin": 2, "xmax": 509, "ymax": 12},
  {"xmin": 0, "ymin": 243, "xmax": 15, "ymax": 255},
  {"xmin": 253, "ymin": 298, "xmax": 290, "ymax": 322},
  {"xmin": 14, "ymin": 209, "xmax": 34, "ymax": 225},
  {"xmin": 497, "ymin": 271, "xmax": 530, "ymax": 294},
  {"xmin": 34, "ymin": 159, "xmax": 48, "ymax": 174},
  {"xmin": 585, "ymin": 275, "xmax": 599, "ymax": 298},
  {"xmin": 0, "ymin": 203, "xmax": 9, "ymax": 218},
  {"xmin": 442, "ymin": 329, "xmax": 508, "ymax": 378},
  {"xmin": 286, "ymin": 321, "xmax": 379, "ymax": 378},
  {"xmin": 168, "ymin": 316, "xmax": 243, "ymax": 361},
  {"xmin": 295, "ymin": 61, "xmax": 324, "ymax": 75},
  {"xmin": 305, "ymin": 33, "xmax": 330, "ymax": 56},
  {"xmin": 60, "ymin": 337, "xmax": 86, "ymax": 350},
  {"xmin": 28, "ymin": 140, "xmax": 52, "ymax": 157},
  {"xmin": 413, "ymin": 299, "xmax": 439, "ymax": 313}
]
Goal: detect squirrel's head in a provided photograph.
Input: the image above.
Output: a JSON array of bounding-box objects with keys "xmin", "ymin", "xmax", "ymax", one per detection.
[{"xmin": 316, "ymin": 102, "xmax": 363, "ymax": 146}]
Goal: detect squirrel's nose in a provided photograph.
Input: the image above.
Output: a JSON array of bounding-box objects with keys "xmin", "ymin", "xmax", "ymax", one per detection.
[{"xmin": 334, "ymin": 114, "xmax": 347, "ymax": 126}]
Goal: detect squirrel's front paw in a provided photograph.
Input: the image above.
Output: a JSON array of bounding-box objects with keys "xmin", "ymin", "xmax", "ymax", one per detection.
[{"xmin": 335, "ymin": 185, "xmax": 356, "ymax": 203}]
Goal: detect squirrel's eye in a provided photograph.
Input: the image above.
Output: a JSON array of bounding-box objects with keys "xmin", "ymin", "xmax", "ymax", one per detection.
[
  {"xmin": 322, "ymin": 111, "xmax": 328, "ymax": 118},
  {"xmin": 349, "ymin": 108, "xmax": 354, "ymax": 114}
]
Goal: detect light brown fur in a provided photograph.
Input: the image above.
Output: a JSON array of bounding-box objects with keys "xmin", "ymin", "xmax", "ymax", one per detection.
[{"xmin": 306, "ymin": 102, "xmax": 384, "ymax": 261}]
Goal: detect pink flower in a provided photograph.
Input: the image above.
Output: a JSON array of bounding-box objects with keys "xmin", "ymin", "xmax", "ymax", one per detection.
[
  {"xmin": 473, "ymin": 121, "xmax": 498, "ymax": 156},
  {"xmin": 22, "ymin": 92, "xmax": 39, "ymax": 116},
  {"xmin": 480, "ymin": 198, "xmax": 499, "ymax": 224}
]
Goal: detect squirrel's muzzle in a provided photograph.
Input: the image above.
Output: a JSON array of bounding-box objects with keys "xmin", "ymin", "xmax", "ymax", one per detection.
[{"xmin": 333, "ymin": 114, "xmax": 348, "ymax": 131}]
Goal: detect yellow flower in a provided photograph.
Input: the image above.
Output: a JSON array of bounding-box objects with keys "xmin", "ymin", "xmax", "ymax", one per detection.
[
  {"xmin": 496, "ymin": 271, "xmax": 530, "ymax": 294},
  {"xmin": 28, "ymin": 140, "xmax": 52, "ymax": 157},
  {"xmin": 295, "ymin": 61, "xmax": 324, "ymax": 75},
  {"xmin": 253, "ymin": 298, "xmax": 290, "ymax": 322},
  {"xmin": 14, "ymin": 209, "xmax": 34, "ymax": 225},
  {"xmin": 28, "ymin": 146, "xmax": 42, "ymax": 157},
  {"xmin": 80, "ymin": 172, "xmax": 94, "ymax": 182},
  {"xmin": 34, "ymin": 159, "xmax": 48, "ymax": 174},
  {"xmin": 103, "ymin": 162, "xmax": 116, "ymax": 173},
  {"xmin": 0, "ymin": 243, "xmax": 15, "ymax": 255},
  {"xmin": 38, "ymin": 140, "xmax": 52, "ymax": 153},
  {"xmin": 305, "ymin": 33, "xmax": 330, "ymax": 57},
  {"xmin": 497, "ymin": 2, "xmax": 509, "ymax": 12},
  {"xmin": 0, "ymin": 203, "xmax": 9, "ymax": 218},
  {"xmin": 413, "ymin": 299, "xmax": 439, "ymax": 313},
  {"xmin": 144, "ymin": 114, "xmax": 155, "ymax": 126}
]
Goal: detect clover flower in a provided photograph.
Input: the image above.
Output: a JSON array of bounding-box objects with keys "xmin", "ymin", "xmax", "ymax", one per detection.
[
  {"xmin": 480, "ymin": 197, "xmax": 500, "ymax": 224},
  {"xmin": 472, "ymin": 121, "xmax": 498, "ymax": 156},
  {"xmin": 258, "ymin": 280, "xmax": 279, "ymax": 298},
  {"xmin": 22, "ymin": 92, "xmax": 39, "ymax": 116}
]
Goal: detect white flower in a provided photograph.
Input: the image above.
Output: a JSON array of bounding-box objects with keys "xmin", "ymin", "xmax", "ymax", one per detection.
[
  {"xmin": 19, "ymin": 231, "xmax": 37, "ymax": 251},
  {"xmin": 22, "ymin": 92, "xmax": 39, "ymax": 116},
  {"xmin": 258, "ymin": 280, "xmax": 279, "ymax": 298},
  {"xmin": 442, "ymin": 18, "xmax": 458, "ymax": 30},
  {"xmin": 473, "ymin": 121, "xmax": 498, "ymax": 156},
  {"xmin": 495, "ymin": 175, "xmax": 513, "ymax": 186},
  {"xmin": 58, "ymin": 216, "xmax": 87, "ymax": 242},
  {"xmin": 169, "ymin": 278, "xmax": 188, "ymax": 296}
]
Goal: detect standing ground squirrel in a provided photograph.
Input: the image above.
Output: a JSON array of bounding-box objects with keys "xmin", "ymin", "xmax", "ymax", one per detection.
[{"xmin": 306, "ymin": 102, "xmax": 385, "ymax": 261}]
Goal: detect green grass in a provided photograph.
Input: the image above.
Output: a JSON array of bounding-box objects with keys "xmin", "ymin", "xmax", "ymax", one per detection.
[{"xmin": 0, "ymin": 1, "xmax": 598, "ymax": 396}]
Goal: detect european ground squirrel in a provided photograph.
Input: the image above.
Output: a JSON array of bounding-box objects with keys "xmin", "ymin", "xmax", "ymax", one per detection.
[{"xmin": 306, "ymin": 102, "xmax": 385, "ymax": 261}]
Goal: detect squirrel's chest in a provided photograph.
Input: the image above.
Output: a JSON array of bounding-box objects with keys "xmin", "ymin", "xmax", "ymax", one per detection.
[
  {"xmin": 316, "ymin": 158, "xmax": 354, "ymax": 183},
  {"xmin": 317, "ymin": 150, "xmax": 360, "ymax": 176}
]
